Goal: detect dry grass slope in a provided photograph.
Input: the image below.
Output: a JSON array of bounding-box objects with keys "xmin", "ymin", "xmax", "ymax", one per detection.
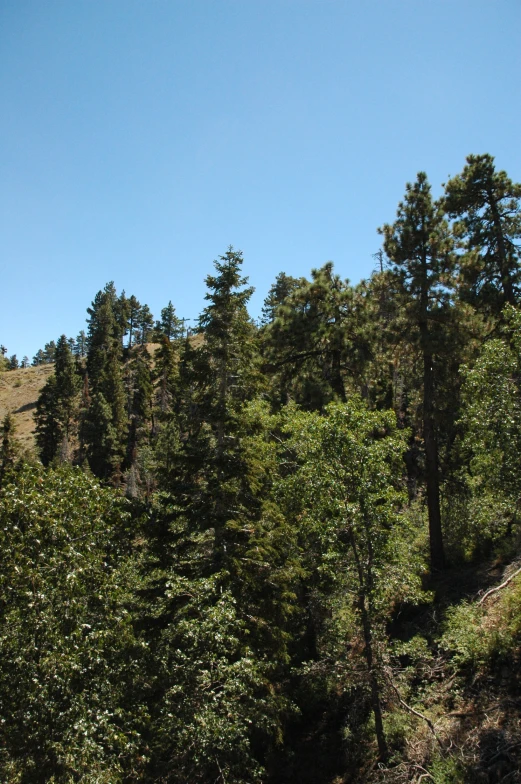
[{"xmin": 0, "ymin": 365, "xmax": 54, "ymax": 452}]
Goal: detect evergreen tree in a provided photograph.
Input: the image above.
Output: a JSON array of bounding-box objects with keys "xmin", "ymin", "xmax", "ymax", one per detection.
[
  {"xmin": 82, "ymin": 284, "xmax": 127, "ymax": 479},
  {"xmin": 262, "ymin": 263, "xmax": 370, "ymax": 409},
  {"xmin": 147, "ymin": 250, "xmax": 295, "ymax": 779},
  {"xmin": 380, "ymin": 172, "xmax": 455, "ymax": 570},
  {"xmin": 156, "ymin": 300, "xmax": 183, "ymax": 341},
  {"xmin": 260, "ymin": 271, "xmax": 303, "ymax": 325},
  {"xmin": 35, "ymin": 335, "xmax": 81, "ymax": 465},
  {"xmin": 35, "ymin": 376, "xmax": 62, "ymax": 465},
  {"xmin": 169, "ymin": 247, "xmax": 263, "ymax": 563},
  {"xmin": 444, "ymin": 153, "xmax": 521, "ymax": 316},
  {"xmin": 126, "ymin": 295, "xmax": 142, "ymax": 349},
  {"xmin": 74, "ymin": 329, "xmax": 87, "ymax": 358},
  {"xmin": 32, "ymin": 349, "xmax": 45, "ymax": 366},
  {"xmin": 136, "ymin": 304, "xmax": 154, "ymax": 345},
  {"xmin": 153, "ymin": 335, "xmax": 179, "ymax": 418},
  {"xmin": 43, "ymin": 341, "xmax": 56, "ymax": 363},
  {"xmin": 0, "ymin": 412, "xmax": 17, "ymax": 485},
  {"xmin": 115, "ymin": 290, "xmax": 130, "ymax": 346},
  {"xmin": 125, "ymin": 344, "xmax": 153, "ymax": 480}
]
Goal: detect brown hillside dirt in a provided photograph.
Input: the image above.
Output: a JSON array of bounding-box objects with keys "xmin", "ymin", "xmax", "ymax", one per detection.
[{"xmin": 0, "ymin": 365, "xmax": 54, "ymax": 452}]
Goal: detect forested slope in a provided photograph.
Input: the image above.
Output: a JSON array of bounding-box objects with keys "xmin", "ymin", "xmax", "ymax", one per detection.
[{"xmin": 1, "ymin": 153, "xmax": 521, "ymax": 783}]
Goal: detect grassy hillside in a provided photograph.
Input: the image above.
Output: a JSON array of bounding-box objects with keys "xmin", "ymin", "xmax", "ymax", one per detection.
[{"xmin": 0, "ymin": 365, "xmax": 54, "ymax": 451}]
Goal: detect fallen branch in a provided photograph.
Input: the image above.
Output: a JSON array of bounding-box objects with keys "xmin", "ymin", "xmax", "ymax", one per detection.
[
  {"xmin": 384, "ymin": 669, "xmax": 444, "ymax": 750},
  {"xmin": 412, "ymin": 765, "xmax": 435, "ymax": 782},
  {"xmin": 478, "ymin": 565, "xmax": 521, "ymax": 605}
]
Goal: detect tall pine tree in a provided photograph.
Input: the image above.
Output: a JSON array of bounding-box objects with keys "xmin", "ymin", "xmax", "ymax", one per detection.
[{"xmin": 380, "ymin": 172, "xmax": 455, "ymax": 570}]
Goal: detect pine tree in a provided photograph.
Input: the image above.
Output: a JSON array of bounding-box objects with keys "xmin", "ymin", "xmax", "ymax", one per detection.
[
  {"xmin": 35, "ymin": 335, "xmax": 81, "ymax": 465},
  {"xmin": 0, "ymin": 412, "xmax": 17, "ymax": 484},
  {"xmin": 32, "ymin": 349, "xmax": 45, "ymax": 366},
  {"xmin": 156, "ymin": 300, "xmax": 183, "ymax": 341},
  {"xmin": 82, "ymin": 284, "xmax": 127, "ymax": 478},
  {"xmin": 74, "ymin": 330, "xmax": 87, "ymax": 358},
  {"xmin": 126, "ymin": 295, "xmax": 141, "ymax": 349},
  {"xmin": 262, "ymin": 263, "xmax": 370, "ymax": 409},
  {"xmin": 444, "ymin": 153, "xmax": 521, "ymax": 317},
  {"xmin": 380, "ymin": 172, "xmax": 455, "ymax": 570},
  {"xmin": 136, "ymin": 304, "xmax": 154, "ymax": 345},
  {"xmin": 153, "ymin": 335, "xmax": 178, "ymax": 418},
  {"xmin": 169, "ymin": 248, "xmax": 263, "ymax": 564},
  {"xmin": 147, "ymin": 250, "xmax": 297, "ymax": 779},
  {"xmin": 43, "ymin": 341, "xmax": 56, "ymax": 363},
  {"xmin": 260, "ymin": 271, "xmax": 303, "ymax": 325},
  {"xmin": 125, "ymin": 344, "xmax": 153, "ymax": 470}
]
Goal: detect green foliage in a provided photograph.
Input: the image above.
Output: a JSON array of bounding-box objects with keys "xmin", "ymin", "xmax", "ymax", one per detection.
[
  {"xmin": 262, "ymin": 262, "xmax": 369, "ymax": 409},
  {"xmin": 0, "ymin": 462, "xmax": 148, "ymax": 781},
  {"xmin": 150, "ymin": 574, "xmax": 284, "ymax": 783},
  {"xmin": 444, "ymin": 153, "xmax": 521, "ymax": 315},
  {"xmin": 0, "ymin": 411, "xmax": 18, "ymax": 483},
  {"xmin": 447, "ymin": 306, "xmax": 521, "ymax": 556},
  {"xmin": 428, "ymin": 753, "xmax": 466, "ymax": 784},
  {"xmin": 280, "ymin": 399, "xmax": 420, "ymax": 613},
  {"xmin": 381, "ymin": 171, "xmax": 457, "ymax": 571},
  {"xmin": 35, "ymin": 335, "xmax": 81, "ymax": 465},
  {"xmin": 441, "ymin": 576, "xmax": 521, "ymax": 671},
  {"xmin": 279, "ymin": 398, "xmax": 426, "ymax": 759}
]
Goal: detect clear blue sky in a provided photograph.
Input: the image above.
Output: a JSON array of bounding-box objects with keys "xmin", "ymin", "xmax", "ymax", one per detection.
[{"xmin": 1, "ymin": 0, "xmax": 520, "ymax": 360}]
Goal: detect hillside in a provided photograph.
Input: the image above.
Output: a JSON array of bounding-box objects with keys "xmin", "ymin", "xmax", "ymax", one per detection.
[{"xmin": 0, "ymin": 364, "xmax": 54, "ymax": 452}]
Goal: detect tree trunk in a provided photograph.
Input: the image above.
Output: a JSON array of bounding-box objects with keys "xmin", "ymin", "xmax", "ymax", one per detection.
[
  {"xmin": 350, "ymin": 530, "xmax": 388, "ymax": 761},
  {"xmin": 423, "ymin": 349, "xmax": 445, "ymax": 570},
  {"xmin": 488, "ymin": 188, "xmax": 516, "ymax": 307}
]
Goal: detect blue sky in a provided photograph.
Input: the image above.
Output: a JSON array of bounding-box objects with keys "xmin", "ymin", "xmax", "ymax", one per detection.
[{"xmin": 1, "ymin": 0, "xmax": 520, "ymax": 360}]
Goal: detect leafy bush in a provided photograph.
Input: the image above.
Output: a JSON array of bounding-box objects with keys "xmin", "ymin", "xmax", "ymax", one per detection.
[{"xmin": 0, "ymin": 463, "xmax": 148, "ymax": 782}]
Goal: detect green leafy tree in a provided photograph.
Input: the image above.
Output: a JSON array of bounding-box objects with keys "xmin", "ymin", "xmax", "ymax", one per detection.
[
  {"xmin": 0, "ymin": 463, "xmax": 148, "ymax": 782},
  {"xmin": 280, "ymin": 399, "xmax": 418, "ymax": 762},
  {"xmin": 455, "ymin": 306, "xmax": 521, "ymax": 552}
]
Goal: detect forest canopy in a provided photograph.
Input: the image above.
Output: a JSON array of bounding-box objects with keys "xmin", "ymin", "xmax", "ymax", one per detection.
[{"xmin": 2, "ymin": 154, "xmax": 521, "ymax": 783}]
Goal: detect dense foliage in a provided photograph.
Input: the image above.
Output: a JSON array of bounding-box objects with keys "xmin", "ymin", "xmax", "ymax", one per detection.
[{"xmin": 2, "ymin": 154, "xmax": 521, "ymax": 782}]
